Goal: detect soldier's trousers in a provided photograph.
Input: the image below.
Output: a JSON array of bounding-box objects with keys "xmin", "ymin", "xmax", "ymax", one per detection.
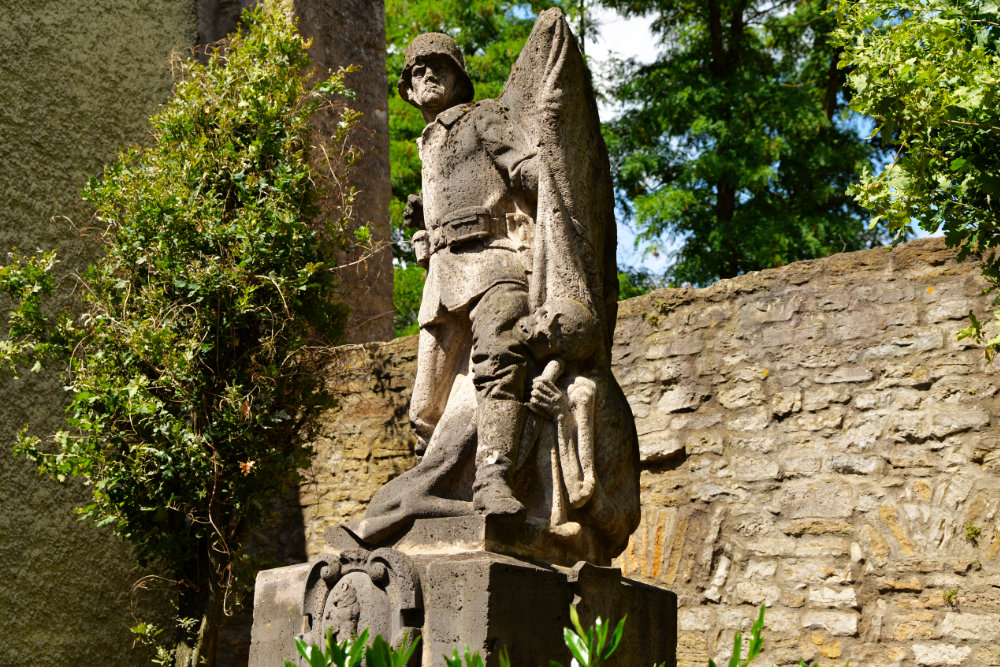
[{"xmin": 410, "ymin": 282, "xmax": 530, "ymax": 446}]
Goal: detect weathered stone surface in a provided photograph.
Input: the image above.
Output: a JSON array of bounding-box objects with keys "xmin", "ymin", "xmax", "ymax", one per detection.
[
  {"xmin": 913, "ymin": 643, "xmax": 974, "ymax": 666},
  {"xmin": 353, "ymin": 10, "xmax": 638, "ymax": 566},
  {"xmin": 800, "ymin": 610, "xmax": 860, "ymax": 636},
  {"xmin": 251, "ymin": 550, "xmax": 676, "ymax": 666}
]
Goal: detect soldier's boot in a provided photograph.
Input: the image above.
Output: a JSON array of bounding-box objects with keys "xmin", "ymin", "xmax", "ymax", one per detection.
[{"xmin": 473, "ymin": 399, "xmax": 526, "ymax": 520}]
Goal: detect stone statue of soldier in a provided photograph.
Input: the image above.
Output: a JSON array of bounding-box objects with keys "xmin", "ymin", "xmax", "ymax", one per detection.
[
  {"xmin": 349, "ymin": 11, "xmax": 640, "ymax": 563},
  {"xmin": 249, "ymin": 16, "xmax": 673, "ymax": 665},
  {"xmin": 399, "ymin": 32, "xmax": 540, "ymax": 519}
]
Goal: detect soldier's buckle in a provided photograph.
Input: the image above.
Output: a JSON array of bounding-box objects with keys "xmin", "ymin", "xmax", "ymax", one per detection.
[{"xmin": 441, "ymin": 208, "xmax": 493, "ymax": 246}]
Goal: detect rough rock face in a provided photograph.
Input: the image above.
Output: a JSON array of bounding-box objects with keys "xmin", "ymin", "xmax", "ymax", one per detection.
[{"xmin": 298, "ymin": 237, "xmax": 1000, "ymax": 666}]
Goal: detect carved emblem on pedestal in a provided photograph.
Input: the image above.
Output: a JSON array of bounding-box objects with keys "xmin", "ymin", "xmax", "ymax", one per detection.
[{"xmin": 300, "ymin": 548, "xmax": 422, "ymax": 652}]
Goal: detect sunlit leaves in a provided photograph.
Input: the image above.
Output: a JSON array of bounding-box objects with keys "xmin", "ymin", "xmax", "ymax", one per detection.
[
  {"xmin": 603, "ymin": 0, "xmax": 892, "ymax": 286},
  {"xmin": 833, "ymin": 0, "xmax": 1000, "ymax": 358}
]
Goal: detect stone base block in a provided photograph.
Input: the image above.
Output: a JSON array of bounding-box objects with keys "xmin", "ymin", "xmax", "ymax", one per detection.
[
  {"xmin": 328, "ymin": 515, "xmax": 614, "ymax": 567},
  {"xmin": 250, "ymin": 549, "xmax": 676, "ymax": 666}
]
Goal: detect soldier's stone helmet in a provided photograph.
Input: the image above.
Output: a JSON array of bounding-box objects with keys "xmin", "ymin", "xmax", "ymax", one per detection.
[{"xmin": 397, "ymin": 33, "xmax": 475, "ymax": 106}]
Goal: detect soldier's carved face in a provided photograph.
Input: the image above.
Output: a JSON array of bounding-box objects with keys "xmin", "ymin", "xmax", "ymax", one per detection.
[{"xmin": 409, "ymin": 55, "xmax": 459, "ymax": 116}]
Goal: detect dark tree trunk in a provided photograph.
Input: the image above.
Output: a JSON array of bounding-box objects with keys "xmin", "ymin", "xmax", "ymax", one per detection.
[{"xmin": 174, "ymin": 551, "xmax": 226, "ymax": 667}]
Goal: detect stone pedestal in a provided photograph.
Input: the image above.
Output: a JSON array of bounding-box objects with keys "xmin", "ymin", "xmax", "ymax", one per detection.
[{"xmin": 250, "ymin": 519, "xmax": 676, "ymax": 667}]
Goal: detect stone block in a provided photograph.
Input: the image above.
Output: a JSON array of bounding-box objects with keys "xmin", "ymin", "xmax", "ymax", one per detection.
[
  {"xmin": 249, "ymin": 563, "xmax": 317, "ymax": 667},
  {"xmin": 250, "ymin": 550, "xmax": 677, "ymax": 667},
  {"xmin": 854, "ymin": 392, "xmax": 877, "ymax": 410},
  {"xmin": 656, "ymin": 384, "xmax": 708, "ymax": 413},
  {"xmin": 732, "ymin": 455, "xmax": 780, "ymax": 482},
  {"xmin": 815, "ymin": 366, "xmax": 873, "ymax": 384},
  {"xmin": 738, "ymin": 296, "xmax": 802, "ymax": 325},
  {"xmin": 780, "ymin": 561, "xmax": 852, "ymax": 586},
  {"xmin": 778, "ymin": 481, "xmax": 853, "ymax": 519},
  {"xmin": 802, "ymin": 386, "xmax": 850, "ymax": 412},
  {"xmin": 676, "ymin": 631, "xmax": 709, "ymax": 666},
  {"xmin": 678, "ymin": 607, "xmax": 715, "ymax": 633},
  {"xmin": 645, "ymin": 333, "xmax": 703, "ymax": 359},
  {"xmin": 808, "ymin": 586, "xmax": 857, "ymax": 609},
  {"xmin": 940, "ymin": 612, "xmax": 1000, "ymax": 640},
  {"xmin": 800, "ymin": 610, "xmax": 859, "ymax": 636},
  {"xmin": 718, "ymin": 382, "xmax": 764, "ymax": 409},
  {"xmin": 743, "ymin": 560, "xmax": 777, "ymax": 579},
  {"xmin": 792, "ymin": 407, "xmax": 845, "ymax": 432},
  {"xmin": 726, "ymin": 407, "xmax": 772, "ymax": 430},
  {"xmin": 927, "ymin": 299, "xmax": 977, "ymax": 323},
  {"xmin": 892, "ymin": 620, "xmax": 934, "ymax": 641},
  {"xmin": 771, "ymin": 389, "xmax": 802, "ymax": 417},
  {"xmin": 977, "ymin": 644, "xmax": 1000, "ymax": 666},
  {"xmin": 828, "ymin": 455, "xmax": 880, "ymax": 475},
  {"xmin": 687, "ymin": 432, "xmax": 725, "ymax": 456},
  {"xmin": 912, "ymin": 644, "xmax": 973, "ymax": 666},
  {"xmin": 734, "ymin": 581, "xmax": 780, "ymax": 606},
  {"xmin": 928, "ymin": 407, "xmax": 990, "ymax": 439}
]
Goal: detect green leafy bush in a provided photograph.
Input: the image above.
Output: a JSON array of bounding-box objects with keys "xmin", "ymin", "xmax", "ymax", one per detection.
[
  {"xmin": 290, "ymin": 605, "xmax": 622, "ymax": 667},
  {"xmin": 555, "ymin": 605, "xmax": 626, "ymax": 667},
  {"xmin": 833, "ymin": 1, "xmax": 1000, "ymax": 360},
  {"xmin": 392, "ymin": 263, "xmax": 426, "ymax": 337},
  {"xmin": 0, "ymin": 2, "xmax": 362, "ymax": 664},
  {"xmin": 288, "ymin": 629, "xmax": 420, "ymax": 667}
]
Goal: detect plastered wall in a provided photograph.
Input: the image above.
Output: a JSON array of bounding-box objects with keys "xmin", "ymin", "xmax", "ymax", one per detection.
[
  {"xmin": 300, "ymin": 237, "xmax": 1000, "ymax": 666},
  {"xmin": 0, "ymin": 2, "xmax": 198, "ymax": 664}
]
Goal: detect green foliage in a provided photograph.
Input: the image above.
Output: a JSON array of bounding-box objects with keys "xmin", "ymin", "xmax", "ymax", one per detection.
[
  {"xmin": 287, "ymin": 628, "xmax": 420, "ymax": 667},
  {"xmin": 943, "ymin": 588, "xmax": 960, "ymax": 606},
  {"xmin": 617, "ymin": 266, "xmax": 659, "ymax": 300},
  {"xmin": 602, "ymin": 0, "xmax": 894, "ymax": 286},
  {"xmin": 964, "ymin": 523, "xmax": 983, "ymax": 543},
  {"xmin": 1, "ymin": 1, "xmax": 359, "ymax": 662},
  {"xmin": 444, "ymin": 646, "xmax": 511, "ymax": 667},
  {"xmin": 833, "ymin": 0, "xmax": 1000, "ymax": 360},
  {"xmin": 709, "ymin": 604, "xmax": 765, "ymax": 667},
  {"xmin": 292, "ymin": 606, "xmax": 631, "ymax": 667},
  {"xmin": 0, "ymin": 249, "xmax": 70, "ymax": 376},
  {"xmin": 550, "ymin": 605, "xmax": 626, "ymax": 667},
  {"xmin": 393, "ymin": 263, "xmax": 426, "ymax": 336}
]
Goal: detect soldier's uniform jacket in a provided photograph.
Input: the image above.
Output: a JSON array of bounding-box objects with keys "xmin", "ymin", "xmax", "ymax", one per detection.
[{"xmin": 417, "ymin": 99, "xmax": 537, "ymax": 327}]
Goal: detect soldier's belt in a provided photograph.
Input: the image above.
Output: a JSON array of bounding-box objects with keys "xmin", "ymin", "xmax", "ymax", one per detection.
[{"xmin": 430, "ymin": 207, "xmax": 503, "ymax": 251}]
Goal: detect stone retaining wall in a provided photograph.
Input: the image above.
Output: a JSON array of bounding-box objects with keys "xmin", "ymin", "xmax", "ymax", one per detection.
[{"xmin": 302, "ymin": 237, "xmax": 1000, "ymax": 666}]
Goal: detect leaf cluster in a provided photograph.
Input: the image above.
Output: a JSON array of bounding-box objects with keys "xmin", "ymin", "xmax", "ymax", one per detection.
[
  {"xmin": 3, "ymin": 0, "xmax": 357, "ymax": 619},
  {"xmin": 604, "ymin": 0, "xmax": 892, "ymax": 286},
  {"xmin": 552, "ymin": 605, "xmax": 626, "ymax": 667},
  {"xmin": 288, "ymin": 628, "xmax": 419, "ymax": 667},
  {"xmin": 617, "ymin": 266, "xmax": 660, "ymax": 300},
  {"xmin": 833, "ymin": 0, "xmax": 1000, "ymax": 358},
  {"xmin": 392, "ymin": 262, "xmax": 426, "ymax": 336}
]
